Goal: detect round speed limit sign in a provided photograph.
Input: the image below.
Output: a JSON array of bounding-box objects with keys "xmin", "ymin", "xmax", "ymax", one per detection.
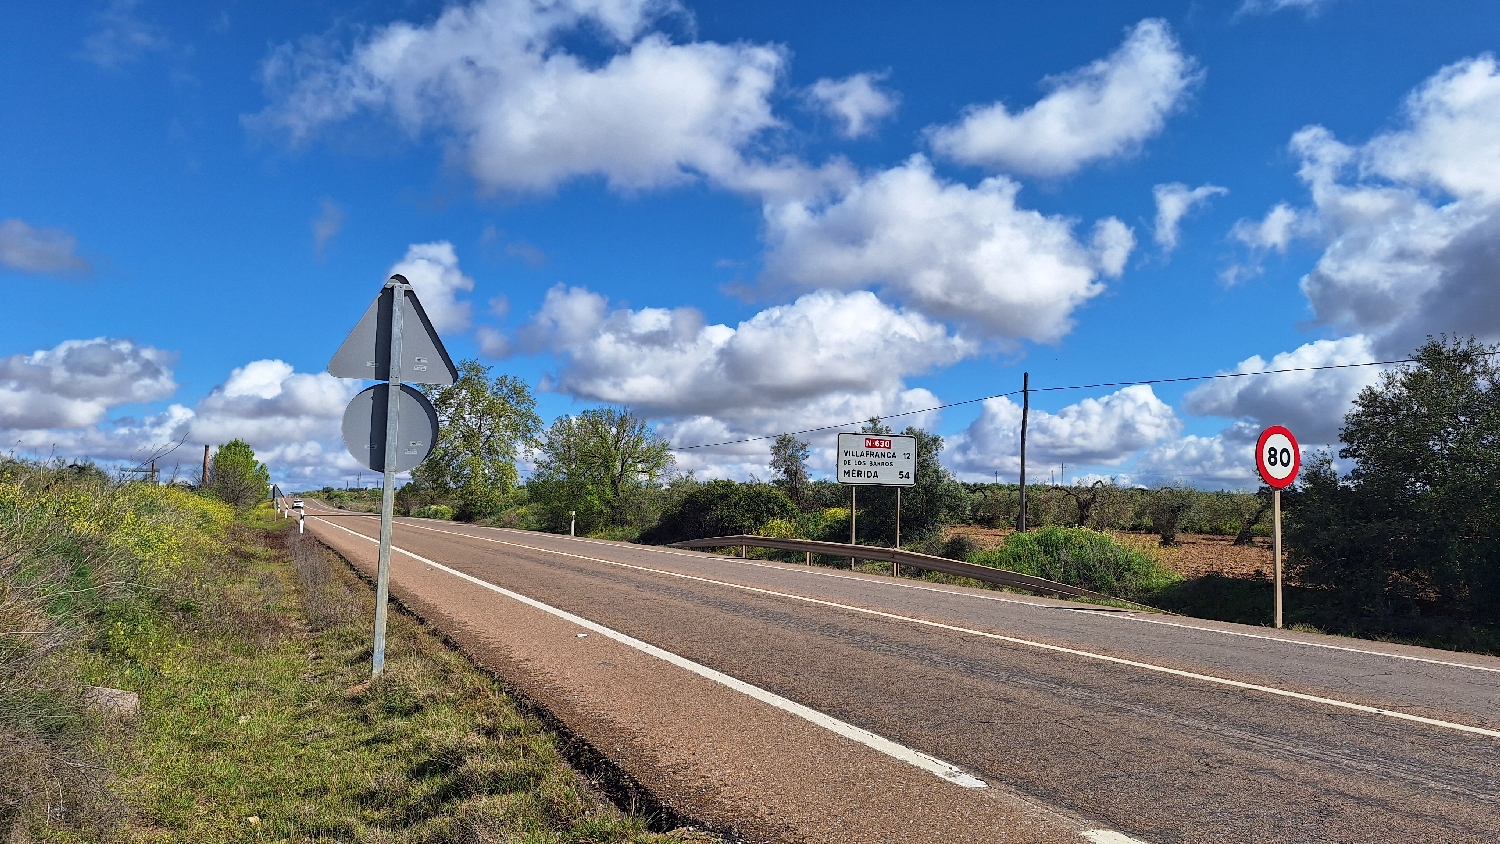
[{"xmin": 1255, "ymin": 425, "xmax": 1300, "ymax": 489}]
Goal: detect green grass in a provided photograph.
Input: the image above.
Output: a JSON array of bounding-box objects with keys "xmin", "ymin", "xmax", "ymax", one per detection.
[
  {"xmin": 967, "ymin": 526, "xmax": 1181, "ymax": 601},
  {"xmin": 49, "ymin": 518, "xmax": 712, "ymax": 843}
]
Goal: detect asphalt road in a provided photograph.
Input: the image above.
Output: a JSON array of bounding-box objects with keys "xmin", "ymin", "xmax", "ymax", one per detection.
[{"xmin": 303, "ymin": 503, "xmax": 1500, "ymax": 844}]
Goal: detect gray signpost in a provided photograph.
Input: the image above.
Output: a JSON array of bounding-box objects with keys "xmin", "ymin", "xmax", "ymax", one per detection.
[{"xmin": 330, "ymin": 274, "xmax": 457, "ymax": 678}]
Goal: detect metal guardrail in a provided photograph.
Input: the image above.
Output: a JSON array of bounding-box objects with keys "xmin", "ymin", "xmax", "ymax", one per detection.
[{"xmin": 669, "ymin": 535, "xmax": 1125, "ymax": 604}]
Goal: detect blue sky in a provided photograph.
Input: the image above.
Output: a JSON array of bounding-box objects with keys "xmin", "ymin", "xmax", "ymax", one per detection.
[{"xmin": 4, "ymin": 0, "xmax": 1499, "ymax": 489}]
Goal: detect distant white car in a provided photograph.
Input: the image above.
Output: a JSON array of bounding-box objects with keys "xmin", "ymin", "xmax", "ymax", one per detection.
[{"xmin": 292, "ymin": 499, "xmax": 304, "ymax": 509}]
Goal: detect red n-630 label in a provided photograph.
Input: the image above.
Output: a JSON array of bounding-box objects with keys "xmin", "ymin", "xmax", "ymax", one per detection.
[{"xmin": 864, "ymin": 437, "xmax": 893, "ymax": 449}]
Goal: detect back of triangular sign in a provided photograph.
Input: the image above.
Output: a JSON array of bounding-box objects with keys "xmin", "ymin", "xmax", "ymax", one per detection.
[{"xmin": 328, "ymin": 279, "xmax": 458, "ymax": 386}]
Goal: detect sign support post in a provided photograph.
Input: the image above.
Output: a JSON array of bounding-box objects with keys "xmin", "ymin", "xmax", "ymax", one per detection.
[
  {"xmin": 371, "ymin": 278, "xmax": 405, "ymax": 678},
  {"xmin": 329, "ymin": 273, "xmax": 457, "ymax": 682},
  {"xmin": 893, "ymin": 487, "xmax": 902, "ymax": 577},
  {"xmin": 1273, "ymin": 488, "xmax": 1282, "ymax": 629},
  {"xmin": 1254, "ymin": 425, "xmax": 1300, "ymax": 631},
  {"xmin": 850, "ymin": 486, "xmax": 858, "ymax": 568}
]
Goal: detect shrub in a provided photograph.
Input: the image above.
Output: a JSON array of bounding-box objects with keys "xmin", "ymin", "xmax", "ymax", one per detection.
[
  {"xmin": 639, "ymin": 481, "xmax": 796, "ymax": 545},
  {"xmin": 412, "ymin": 504, "xmax": 454, "ymax": 521},
  {"xmin": 969, "ymin": 526, "xmax": 1179, "ymax": 599}
]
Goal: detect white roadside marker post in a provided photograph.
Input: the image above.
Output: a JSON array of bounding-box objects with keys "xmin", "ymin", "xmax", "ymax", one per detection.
[{"xmin": 1255, "ymin": 425, "xmax": 1300, "ymax": 630}]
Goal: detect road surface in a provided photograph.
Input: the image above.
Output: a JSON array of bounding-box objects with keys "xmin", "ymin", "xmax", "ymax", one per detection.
[{"xmin": 303, "ymin": 503, "xmax": 1500, "ymax": 844}]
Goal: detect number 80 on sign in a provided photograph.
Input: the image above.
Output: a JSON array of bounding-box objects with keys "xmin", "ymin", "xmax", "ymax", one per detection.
[{"xmin": 1255, "ymin": 425, "xmax": 1300, "ymax": 489}]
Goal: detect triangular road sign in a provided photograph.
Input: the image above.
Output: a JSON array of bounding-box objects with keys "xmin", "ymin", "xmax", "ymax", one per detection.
[{"xmin": 328, "ymin": 276, "xmax": 458, "ymax": 385}]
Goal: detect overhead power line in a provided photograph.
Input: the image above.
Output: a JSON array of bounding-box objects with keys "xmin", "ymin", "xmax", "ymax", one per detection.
[{"xmin": 673, "ymin": 355, "xmax": 1420, "ymax": 451}]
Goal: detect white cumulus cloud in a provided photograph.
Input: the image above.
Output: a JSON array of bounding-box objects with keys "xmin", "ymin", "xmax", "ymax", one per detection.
[
  {"xmin": 513, "ymin": 285, "xmax": 971, "ymax": 476},
  {"xmin": 946, "ymin": 385, "xmax": 1180, "ymax": 479},
  {"xmin": 1182, "ymin": 336, "xmax": 1382, "ymax": 445},
  {"xmin": 389, "ymin": 241, "xmax": 475, "ymax": 333},
  {"xmin": 187, "ymin": 360, "xmax": 364, "ymax": 482},
  {"xmin": 927, "ymin": 19, "xmax": 1199, "ymax": 178},
  {"xmin": 1239, "ymin": 56, "xmax": 1500, "ymax": 355},
  {"xmin": 1134, "ymin": 426, "xmax": 1261, "ymax": 489},
  {"xmin": 251, "ymin": 0, "xmax": 816, "ymax": 196},
  {"xmin": 759, "ymin": 155, "xmax": 1129, "ymax": 343},
  {"xmin": 806, "ymin": 73, "xmax": 899, "ymax": 138},
  {"xmin": 1153, "ymin": 182, "xmax": 1227, "ymax": 252},
  {"xmin": 0, "ymin": 338, "xmax": 177, "ymax": 430}
]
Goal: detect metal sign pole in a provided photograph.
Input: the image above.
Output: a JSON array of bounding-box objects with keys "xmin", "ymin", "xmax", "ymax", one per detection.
[
  {"xmin": 850, "ymin": 485, "xmax": 857, "ymax": 569},
  {"xmin": 372, "ymin": 281, "xmax": 405, "ymax": 679},
  {"xmin": 1273, "ymin": 487, "xmax": 1283, "ymax": 629},
  {"xmin": 894, "ymin": 487, "xmax": 902, "ymax": 577}
]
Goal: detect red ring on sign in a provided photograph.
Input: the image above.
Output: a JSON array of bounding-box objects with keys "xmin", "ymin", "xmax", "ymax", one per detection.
[{"xmin": 1255, "ymin": 425, "xmax": 1301, "ymax": 489}]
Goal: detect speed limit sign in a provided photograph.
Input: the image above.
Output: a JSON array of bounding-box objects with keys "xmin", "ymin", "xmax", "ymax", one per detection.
[
  {"xmin": 1256, "ymin": 424, "xmax": 1299, "ymax": 631},
  {"xmin": 1255, "ymin": 425, "xmax": 1300, "ymax": 488}
]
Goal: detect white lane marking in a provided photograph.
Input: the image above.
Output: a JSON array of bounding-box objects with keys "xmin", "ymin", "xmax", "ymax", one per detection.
[
  {"xmin": 452, "ymin": 522, "xmax": 1500, "ymax": 675},
  {"xmin": 1103, "ymin": 613, "xmax": 1500, "ymax": 674},
  {"xmin": 395, "ymin": 520, "xmax": 1500, "ymax": 741},
  {"xmin": 1082, "ymin": 831, "xmax": 1150, "ymax": 844},
  {"xmin": 313, "ymin": 517, "xmax": 988, "ymax": 789}
]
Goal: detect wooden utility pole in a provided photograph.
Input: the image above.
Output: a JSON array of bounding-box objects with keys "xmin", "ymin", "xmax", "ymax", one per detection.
[
  {"xmin": 1018, "ymin": 372, "xmax": 1030, "ymax": 531},
  {"xmin": 201, "ymin": 444, "xmax": 210, "ymax": 489}
]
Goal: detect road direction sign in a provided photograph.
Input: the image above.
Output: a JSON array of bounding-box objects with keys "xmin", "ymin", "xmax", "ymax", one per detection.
[
  {"xmin": 328, "ymin": 278, "xmax": 458, "ymax": 385},
  {"xmin": 1255, "ymin": 425, "xmax": 1301, "ymax": 489},
  {"xmin": 342, "ymin": 383, "xmax": 439, "ymax": 473},
  {"xmin": 837, "ymin": 433, "xmax": 916, "ymax": 486}
]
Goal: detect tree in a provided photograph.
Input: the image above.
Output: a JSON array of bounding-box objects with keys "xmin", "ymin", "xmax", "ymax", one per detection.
[
  {"xmin": 768, "ymin": 433, "xmax": 811, "ymax": 508},
  {"xmin": 1287, "ymin": 337, "xmax": 1500, "ymax": 621},
  {"xmin": 1147, "ymin": 487, "xmax": 1191, "ymax": 547},
  {"xmin": 1231, "ymin": 488, "xmax": 1273, "ymax": 546},
  {"xmin": 1060, "ymin": 480, "xmax": 1107, "ymax": 527},
  {"xmin": 529, "ymin": 407, "xmax": 674, "ymax": 532},
  {"xmin": 413, "ymin": 360, "xmax": 542, "ymax": 521},
  {"xmin": 640, "ymin": 480, "xmax": 796, "ymax": 545},
  {"xmin": 209, "ymin": 439, "xmax": 269, "ymax": 507},
  {"xmin": 856, "ymin": 420, "xmax": 967, "ymax": 545}
]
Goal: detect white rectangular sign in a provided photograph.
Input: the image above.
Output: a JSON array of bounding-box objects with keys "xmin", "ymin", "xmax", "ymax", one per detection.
[{"xmin": 837, "ymin": 433, "xmax": 916, "ymax": 486}]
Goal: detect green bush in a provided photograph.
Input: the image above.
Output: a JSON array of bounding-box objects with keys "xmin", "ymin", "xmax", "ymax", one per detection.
[
  {"xmin": 639, "ymin": 481, "xmax": 796, "ymax": 545},
  {"xmin": 412, "ymin": 504, "xmax": 454, "ymax": 521},
  {"xmin": 968, "ymin": 526, "xmax": 1179, "ymax": 599}
]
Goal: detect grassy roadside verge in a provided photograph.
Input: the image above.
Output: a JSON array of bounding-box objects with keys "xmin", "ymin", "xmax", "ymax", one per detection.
[{"xmin": 2, "ymin": 462, "xmax": 713, "ymax": 843}]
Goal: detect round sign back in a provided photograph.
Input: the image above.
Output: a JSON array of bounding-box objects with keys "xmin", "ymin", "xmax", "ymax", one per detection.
[
  {"xmin": 1255, "ymin": 425, "xmax": 1300, "ymax": 489},
  {"xmin": 342, "ymin": 383, "xmax": 440, "ymax": 473}
]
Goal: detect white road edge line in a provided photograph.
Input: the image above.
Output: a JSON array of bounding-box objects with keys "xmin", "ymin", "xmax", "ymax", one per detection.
[
  {"xmin": 313, "ymin": 517, "xmax": 989, "ymax": 790},
  {"xmin": 463, "ymin": 523, "xmax": 1500, "ymax": 675},
  {"xmin": 1082, "ymin": 831, "xmax": 1150, "ymax": 844},
  {"xmin": 395, "ymin": 519, "xmax": 1500, "ymax": 741}
]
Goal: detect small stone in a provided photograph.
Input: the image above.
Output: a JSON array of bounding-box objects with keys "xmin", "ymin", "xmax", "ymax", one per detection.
[
  {"xmin": 246, "ymin": 816, "xmax": 260, "ymax": 825},
  {"xmin": 237, "ymin": 715, "xmax": 250, "ymax": 725},
  {"xmin": 82, "ymin": 686, "xmax": 140, "ymax": 719}
]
